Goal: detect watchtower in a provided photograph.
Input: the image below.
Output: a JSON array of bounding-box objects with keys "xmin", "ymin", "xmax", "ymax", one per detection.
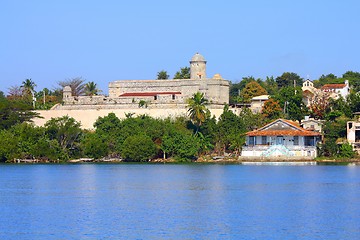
[
  {"xmin": 63, "ymin": 86, "xmax": 72, "ymax": 101},
  {"xmin": 190, "ymin": 53, "xmax": 207, "ymax": 80}
]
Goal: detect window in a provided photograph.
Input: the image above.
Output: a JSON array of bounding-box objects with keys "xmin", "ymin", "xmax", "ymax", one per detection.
[
  {"xmin": 293, "ymin": 136, "xmax": 299, "ymax": 145},
  {"xmin": 154, "ymin": 95, "xmax": 157, "ymax": 100},
  {"xmin": 304, "ymin": 137, "xmax": 314, "ymax": 146},
  {"xmin": 249, "ymin": 136, "xmax": 255, "ymax": 146},
  {"xmin": 172, "ymin": 94, "xmax": 175, "ymax": 100},
  {"xmin": 262, "ymin": 136, "xmax": 267, "ymax": 145}
]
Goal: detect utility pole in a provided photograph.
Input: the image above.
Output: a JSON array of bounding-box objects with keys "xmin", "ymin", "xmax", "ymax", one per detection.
[{"xmin": 30, "ymin": 89, "xmax": 36, "ymax": 109}]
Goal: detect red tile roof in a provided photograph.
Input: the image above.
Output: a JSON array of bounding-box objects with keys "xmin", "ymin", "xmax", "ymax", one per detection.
[
  {"xmin": 246, "ymin": 119, "xmax": 321, "ymax": 137},
  {"xmin": 246, "ymin": 130, "xmax": 320, "ymax": 136},
  {"xmin": 321, "ymin": 84, "xmax": 346, "ymax": 90},
  {"xmin": 119, "ymin": 92, "xmax": 181, "ymax": 97}
]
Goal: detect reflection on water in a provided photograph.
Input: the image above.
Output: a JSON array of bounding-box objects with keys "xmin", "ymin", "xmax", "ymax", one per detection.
[{"xmin": 0, "ymin": 164, "xmax": 360, "ymax": 239}]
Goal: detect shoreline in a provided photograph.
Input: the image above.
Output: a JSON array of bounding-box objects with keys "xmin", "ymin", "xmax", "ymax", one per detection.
[{"xmin": 3, "ymin": 157, "xmax": 360, "ymax": 165}]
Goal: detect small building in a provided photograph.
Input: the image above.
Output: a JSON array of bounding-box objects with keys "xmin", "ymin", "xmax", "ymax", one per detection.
[
  {"xmin": 301, "ymin": 116, "xmax": 324, "ymax": 133},
  {"xmin": 250, "ymin": 95, "xmax": 269, "ymax": 113},
  {"xmin": 302, "ymin": 79, "xmax": 350, "ymax": 107},
  {"xmin": 241, "ymin": 119, "xmax": 322, "ymax": 159},
  {"xmin": 321, "ymin": 80, "xmax": 350, "ymax": 99},
  {"xmin": 347, "ymin": 118, "xmax": 360, "ymax": 154}
]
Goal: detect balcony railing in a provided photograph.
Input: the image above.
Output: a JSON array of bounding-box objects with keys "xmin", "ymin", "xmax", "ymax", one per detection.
[{"xmin": 242, "ymin": 145, "xmax": 316, "ymax": 151}]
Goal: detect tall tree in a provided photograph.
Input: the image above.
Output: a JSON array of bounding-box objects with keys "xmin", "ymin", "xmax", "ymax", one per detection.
[
  {"xmin": 21, "ymin": 78, "xmax": 36, "ymax": 93},
  {"xmin": 94, "ymin": 113, "xmax": 122, "ymax": 154},
  {"xmin": 273, "ymin": 86, "xmax": 308, "ymax": 123},
  {"xmin": 237, "ymin": 76, "xmax": 265, "ymax": 92},
  {"xmin": 174, "ymin": 67, "xmax": 190, "ymax": 79},
  {"xmin": 58, "ymin": 77, "xmax": 86, "ymax": 96},
  {"xmin": 240, "ymin": 81, "xmax": 267, "ymax": 102},
  {"xmin": 263, "ymin": 76, "xmax": 278, "ymax": 95},
  {"xmin": 276, "ymin": 72, "xmax": 303, "ymax": 88},
  {"xmin": 343, "ymin": 71, "xmax": 360, "ymax": 92},
  {"xmin": 0, "ymin": 94, "xmax": 39, "ymax": 130},
  {"xmin": 229, "ymin": 76, "xmax": 266, "ymax": 103},
  {"xmin": 157, "ymin": 70, "xmax": 169, "ymax": 80},
  {"xmin": 84, "ymin": 81, "xmax": 100, "ymax": 96},
  {"xmin": 186, "ymin": 92, "xmax": 209, "ymax": 134},
  {"xmin": 21, "ymin": 79, "xmax": 37, "ymax": 107},
  {"xmin": 261, "ymin": 99, "xmax": 283, "ymax": 121},
  {"xmin": 216, "ymin": 105, "xmax": 245, "ymax": 155},
  {"xmin": 45, "ymin": 116, "xmax": 82, "ymax": 158}
]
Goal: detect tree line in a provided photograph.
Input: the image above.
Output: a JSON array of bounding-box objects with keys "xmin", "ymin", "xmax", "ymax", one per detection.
[
  {"xmin": 0, "ymin": 91, "xmax": 262, "ymax": 162},
  {"xmin": 2, "ymin": 70, "xmax": 360, "ymax": 161}
]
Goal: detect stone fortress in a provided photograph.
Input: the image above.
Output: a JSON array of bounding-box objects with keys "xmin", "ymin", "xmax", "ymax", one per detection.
[{"xmin": 34, "ymin": 53, "xmax": 230, "ymax": 129}]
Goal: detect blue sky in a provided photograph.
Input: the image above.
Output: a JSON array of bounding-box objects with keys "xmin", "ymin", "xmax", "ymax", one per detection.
[{"xmin": 1, "ymin": 0, "xmax": 359, "ymax": 94}]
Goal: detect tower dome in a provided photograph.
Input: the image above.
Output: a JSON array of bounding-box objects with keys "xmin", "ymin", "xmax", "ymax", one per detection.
[
  {"xmin": 63, "ymin": 85, "xmax": 72, "ymax": 92},
  {"xmin": 190, "ymin": 53, "xmax": 207, "ymax": 80},
  {"xmin": 191, "ymin": 53, "xmax": 206, "ymax": 62}
]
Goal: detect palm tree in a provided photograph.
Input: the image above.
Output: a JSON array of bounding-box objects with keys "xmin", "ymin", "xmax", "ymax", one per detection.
[
  {"xmin": 21, "ymin": 79, "xmax": 37, "ymax": 108},
  {"xmin": 84, "ymin": 81, "xmax": 100, "ymax": 96},
  {"xmin": 21, "ymin": 78, "xmax": 36, "ymax": 95},
  {"xmin": 186, "ymin": 92, "xmax": 209, "ymax": 134}
]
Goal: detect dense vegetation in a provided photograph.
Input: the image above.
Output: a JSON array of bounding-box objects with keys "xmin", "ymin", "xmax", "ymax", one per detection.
[
  {"xmin": 1, "ymin": 71, "xmax": 360, "ymax": 162},
  {"xmin": 0, "ymin": 103, "xmax": 263, "ymax": 162}
]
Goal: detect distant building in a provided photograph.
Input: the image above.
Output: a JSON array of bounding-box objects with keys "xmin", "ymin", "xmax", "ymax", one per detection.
[
  {"xmin": 301, "ymin": 116, "xmax": 324, "ymax": 133},
  {"xmin": 250, "ymin": 95, "xmax": 269, "ymax": 113},
  {"xmin": 34, "ymin": 53, "xmax": 230, "ymax": 129},
  {"xmin": 347, "ymin": 117, "xmax": 360, "ymax": 154},
  {"xmin": 302, "ymin": 79, "xmax": 350, "ymax": 107},
  {"xmin": 320, "ymin": 80, "xmax": 350, "ymax": 99},
  {"xmin": 241, "ymin": 119, "xmax": 322, "ymax": 159},
  {"xmin": 61, "ymin": 53, "xmax": 229, "ymax": 110}
]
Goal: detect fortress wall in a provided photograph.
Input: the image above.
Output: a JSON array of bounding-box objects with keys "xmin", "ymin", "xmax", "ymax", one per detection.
[
  {"xmin": 62, "ymin": 78, "xmax": 229, "ymax": 107},
  {"xmin": 33, "ymin": 107, "xmax": 225, "ymax": 129},
  {"xmin": 109, "ymin": 79, "xmax": 186, "ymax": 97},
  {"xmin": 108, "ymin": 79, "xmax": 229, "ymax": 105}
]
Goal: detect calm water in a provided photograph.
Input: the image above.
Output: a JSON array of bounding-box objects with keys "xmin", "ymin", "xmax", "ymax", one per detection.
[{"xmin": 0, "ymin": 164, "xmax": 360, "ymax": 240}]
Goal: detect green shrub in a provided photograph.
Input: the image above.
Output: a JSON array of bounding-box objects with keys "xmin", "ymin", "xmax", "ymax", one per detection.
[{"xmin": 121, "ymin": 135, "xmax": 156, "ymax": 162}]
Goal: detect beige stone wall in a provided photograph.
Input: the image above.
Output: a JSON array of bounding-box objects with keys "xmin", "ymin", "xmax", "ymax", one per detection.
[
  {"xmin": 33, "ymin": 107, "xmax": 225, "ymax": 129},
  {"xmin": 108, "ymin": 78, "xmax": 229, "ymax": 105}
]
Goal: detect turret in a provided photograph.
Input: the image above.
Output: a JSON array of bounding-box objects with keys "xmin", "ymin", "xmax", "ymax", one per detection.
[
  {"xmin": 63, "ymin": 85, "xmax": 72, "ymax": 102},
  {"xmin": 190, "ymin": 53, "xmax": 207, "ymax": 80}
]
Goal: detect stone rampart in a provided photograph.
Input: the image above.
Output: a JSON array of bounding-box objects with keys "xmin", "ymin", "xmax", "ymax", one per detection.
[{"xmin": 34, "ymin": 107, "xmax": 225, "ymax": 129}]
